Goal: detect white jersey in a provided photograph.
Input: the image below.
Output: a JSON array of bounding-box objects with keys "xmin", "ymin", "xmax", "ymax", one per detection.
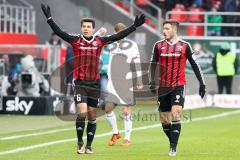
[{"xmin": 106, "ymin": 39, "xmax": 141, "ymax": 105}]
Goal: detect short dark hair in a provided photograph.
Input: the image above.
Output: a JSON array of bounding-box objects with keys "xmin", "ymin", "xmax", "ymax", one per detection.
[
  {"xmin": 163, "ymin": 20, "xmax": 180, "ymax": 29},
  {"xmin": 81, "ymin": 17, "xmax": 95, "ymax": 28}
]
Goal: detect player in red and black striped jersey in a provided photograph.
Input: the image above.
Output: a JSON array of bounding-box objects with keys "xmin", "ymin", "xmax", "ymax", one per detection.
[
  {"xmin": 149, "ymin": 20, "xmax": 206, "ymax": 156},
  {"xmin": 41, "ymin": 4, "xmax": 145, "ymax": 154}
]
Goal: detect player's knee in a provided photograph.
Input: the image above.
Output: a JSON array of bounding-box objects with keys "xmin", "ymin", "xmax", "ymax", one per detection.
[
  {"xmin": 172, "ymin": 112, "xmax": 181, "ymax": 121},
  {"xmin": 105, "ymin": 103, "xmax": 114, "ymax": 113},
  {"xmin": 122, "ymin": 107, "xmax": 131, "ymax": 116},
  {"xmin": 160, "ymin": 115, "xmax": 169, "ymax": 124},
  {"xmin": 171, "ymin": 107, "xmax": 182, "ymax": 116}
]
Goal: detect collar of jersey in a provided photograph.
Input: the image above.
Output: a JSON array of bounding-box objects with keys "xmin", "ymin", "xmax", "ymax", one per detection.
[
  {"xmin": 165, "ymin": 38, "xmax": 179, "ymax": 46},
  {"xmin": 81, "ymin": 35, "xmax": 96, "ymax": 43}
]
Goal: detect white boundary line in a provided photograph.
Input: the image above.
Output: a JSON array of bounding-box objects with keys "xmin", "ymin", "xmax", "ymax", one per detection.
[
  {"xmin": 0, "ymin": 128, "xmax": 74, "ymax": 140},
  {"xmin": 0, "ymin": 110, "xmax": 240, "ymax": 156}
]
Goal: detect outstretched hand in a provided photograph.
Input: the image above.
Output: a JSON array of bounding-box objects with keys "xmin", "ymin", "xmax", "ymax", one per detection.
[
  {"xmin": 133, "ymin": 14, "xmax": 146, "ymax": 28},
  {"xmin": 41, "ymin": 3, "xmax": 51, "ymax": 19}
]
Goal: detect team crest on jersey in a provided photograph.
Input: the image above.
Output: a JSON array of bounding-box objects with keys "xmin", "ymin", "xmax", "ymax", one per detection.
[
  {"xmin": 92, "ymin": 41, "xmax": 98, "ymax": 47},
  {"xmin": 177, "ymin": 46, "xmax": 183, "ymax": 51}
]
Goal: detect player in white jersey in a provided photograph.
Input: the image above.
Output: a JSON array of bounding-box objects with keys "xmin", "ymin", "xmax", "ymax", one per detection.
[{"xmin": 102, "ymin": 23, "xmax": 143, "ymax": 146}]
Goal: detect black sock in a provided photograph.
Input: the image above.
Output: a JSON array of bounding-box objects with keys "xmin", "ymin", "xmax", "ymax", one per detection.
[
  {"xmin": 76, "ymin": 116, "xmax": 86, "ymax": 143},
  {"xmin": 86, "ymin": 119, "xmax": 97, "ymax": 147},
  {"xmin": 170, "ymin": 120, "xmax": 181, "ymax": 148},
  {"xmin": 162, "ymin": 123, "xmax": 171, "ymax": 143}
]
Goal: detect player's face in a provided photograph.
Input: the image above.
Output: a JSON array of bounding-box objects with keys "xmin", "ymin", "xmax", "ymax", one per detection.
[
  {"xmin": 163, "ymin": 24, "xmax": 176, "ymax": 40},
  {"xmin": 81, "ymin": 22, "xmax": 95, "ymax": 37}
]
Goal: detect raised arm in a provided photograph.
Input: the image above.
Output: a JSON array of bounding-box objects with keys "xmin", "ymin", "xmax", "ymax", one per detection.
[
  {"xmin": 100, "ymin": 14, "xmax": 145, "ymax": 43},
  {"xmin": 41, "ymin": 4, "xmax": 78, "ymax": 43}
]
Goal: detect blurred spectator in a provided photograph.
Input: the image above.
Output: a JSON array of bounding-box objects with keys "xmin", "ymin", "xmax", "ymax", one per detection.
[
  {"xmin": 188, "ymin": 3, "xmax": 205, "ymax": 22},
  {"xmin": 212, "ymin": 43, "xmax": 238, "ymax": 94},
  {"xmin": 222, "ymin": 0, "xmax": 240, "ymax": 36},
  {"xmin": 2, "ymin": 54, "xmax": 10, "ymax": 75},
  {"xmin": 17, "ymin": 55, "xmax": 49, "ymax": 97},
  {"xmin": 46, "ymin": 32, "xmax": 64, "ymax": 71},
  {"xmin": 207, "ymin": 7, "xmax": 223, "ymax": 36},
  {"xmin": 47, "ymin": 32, "xmax": 63, "ymax": 46},
  {"xmin": 224, "ymin": 0, "xmax": 239, "ymax": 12},
  {"xmin": 1, "ymin": 76, "xmax": 11, "ymax": 96},
  {"xmin": 193, "ymin": 0, "xmax": 203, "ymax": 8},
  {"xmin": 4, "ymin": 63, "xmax": 21, "ymax": 95},
  {"xmin": 170, "ymin": 3, "xmax": 187, "ymax": 22}
]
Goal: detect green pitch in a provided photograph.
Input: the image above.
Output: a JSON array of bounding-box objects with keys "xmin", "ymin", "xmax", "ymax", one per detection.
[{"xmin": 0, "ymin": 105, "xmax": 240, "ymax": 160}]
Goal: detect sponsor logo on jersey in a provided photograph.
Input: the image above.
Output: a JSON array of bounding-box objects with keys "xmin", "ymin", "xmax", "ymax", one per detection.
[
  {"xmin": 177, "ymin": 46, "xmax": 183, "ymax": 51},
  {"xmin": 92, "ymin": 41, "xmax": 98, "ymax": 47},
  {"xmin": 161, "ymin": 53, "xmax": 181, "ymax": 57}
]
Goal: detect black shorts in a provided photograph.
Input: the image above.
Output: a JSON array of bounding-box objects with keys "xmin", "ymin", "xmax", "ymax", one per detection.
[
  {"xmin": 73, "ymin": 80, "xmax": 100, "ymax": 107},
  {"xmin": 158, "ymin": 85, "xmax": 185, "ymax": 112}
]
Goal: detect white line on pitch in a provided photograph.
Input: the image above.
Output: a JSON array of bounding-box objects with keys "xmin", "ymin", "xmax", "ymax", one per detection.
[
  {"xmin": 0, "ymin": 128, "xmax": 74, "ymax": 140},
  {"xmin": 0, "ymin": 117, "xmax": 107, "ymax": 140},
  {"xmin": 0, "ymin": 110, "xmax": 240, "ymax": 156}
]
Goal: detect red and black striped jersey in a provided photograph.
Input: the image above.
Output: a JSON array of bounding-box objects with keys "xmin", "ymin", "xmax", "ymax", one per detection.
[
  {"xmin": 47, "ymin": 18, "xmax": 137, "ymax": 81},
  {"xmin": 150, "ymin": 39, "xmax": 205, "ymax": 87},
  {"xmin": 70, "ymin": 35, "xmax": 107, "ymax": 80}
]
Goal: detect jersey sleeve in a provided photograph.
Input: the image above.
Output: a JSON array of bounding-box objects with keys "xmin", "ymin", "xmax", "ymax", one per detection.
[
  {"xmin": 186, "ymin": 43, "xmax": 205, "ymax": 85},
  {"xmin": 149, "ymin": 43, "xmax": 159, "ymax": 82},
  {"xmin": 99, "ymin": 25, "xmax": 136, "ymax": 44},
  {"xmin": 47, "ymin": 19, "xmax": 79, "ymax": 43}
]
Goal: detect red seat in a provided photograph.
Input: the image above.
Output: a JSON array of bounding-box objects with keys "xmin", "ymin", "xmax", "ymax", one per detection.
[
  {"xmin": 188, "ymin": 8, "xmax": 205, "ymax": 22},
  {"xmin": 115, "ymin": 2, "xmax": 130, "ymax": 12},
  {"xmin": 145, "ymin": 19, "xmax": 157, "ymax": 29},
  {"xmin": 170, "ymin": 7, "xmax": 187, "ymax": 22},
  {"xmin": 135, "ymin": 0, "xmax": 148, "ymax": 6},
  {"xmin": 186, "ymin": 25, "xmax": 204, "ymax": 36},
  {"xmin": 115, "ymin": 2, "xmax": 124, "ymax": 8}
]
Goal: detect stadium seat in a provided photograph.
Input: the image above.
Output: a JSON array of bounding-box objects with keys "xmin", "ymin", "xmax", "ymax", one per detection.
[
  {"xmin": 170, "ymin": 6, "xmax": 187, "ymax": 22},
  {"xmin": 145, "ymin": 19, "xmax": 156, "ymax": 29},
  {"xmin": 186, "ymin": 25, "xmax": 204, "ymax": 36},
  {"xmin": 188, "ymin": 7, "xmax": 205, "ymax": 22},
  {"xmin": 115, "ymin": 1, "xmax": 125, "ymax": 8},
  {"xmin": 115, "ymin": 1, "xmax": 130, "ymax": 12},
  {"xmin": 135, "ymin": 0, "xmax": 148, "ymax": 6}
]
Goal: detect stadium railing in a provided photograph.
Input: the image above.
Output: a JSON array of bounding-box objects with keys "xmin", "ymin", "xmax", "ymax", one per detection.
[
  {"xmin": 0, "ymin": 44, "xmax": 64, "ymax": 74},
  {"xmin": 103, "ymin": 0, "xmax": 162, "ymax": 36},
  {"xmin": 0, "ymin": 1, "xmax": 35, "ymax": 34},
  {"xmin": 166, "ymin": 11, "xmax": 240, "ymax": 37}
]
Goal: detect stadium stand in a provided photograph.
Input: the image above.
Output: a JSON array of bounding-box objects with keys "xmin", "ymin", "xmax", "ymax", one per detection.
[{"xmin": 0, "ymin": 0, "xmax": 38, "ymax": 44}]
